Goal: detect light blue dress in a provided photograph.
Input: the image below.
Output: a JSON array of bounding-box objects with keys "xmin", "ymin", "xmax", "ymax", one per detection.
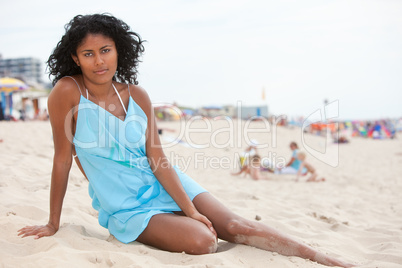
[
  {"xmin": 290, "ymin": 149, "xmax": 302, "ymax": 170},
  {"xmin": 274, "ymin": 149, "xmax": 307, "ymax": 174},
  {"xmin": 71, "ymin": 79, "xmax": 207, "ymax": 243}
]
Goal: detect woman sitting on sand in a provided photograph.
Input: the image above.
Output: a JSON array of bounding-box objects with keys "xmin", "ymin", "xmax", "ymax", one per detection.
[
  {"xmin": 237, "ymin": 139, "xmax": 259, "ymax": 169},
  {"xmin": 17, "ymin": 14, "xmax": 352, "ymax": 267},
  {"xmin": 276, "ymin": 141, "xmax": 307, "ymax": 175},
  {"xmin": 231, "ymin": 155, "xmax": 270, "ymax": 181}
]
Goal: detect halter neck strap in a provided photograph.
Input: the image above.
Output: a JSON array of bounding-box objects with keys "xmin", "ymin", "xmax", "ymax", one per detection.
[{"xmin": 113, "ymin": 84, "xmax": 127, "ymax": 115}]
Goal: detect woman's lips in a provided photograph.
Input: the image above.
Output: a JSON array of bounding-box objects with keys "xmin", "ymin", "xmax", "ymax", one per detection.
[{"xmin": 94, "ymin": 69, "xmax": 108, "ymax": 75}]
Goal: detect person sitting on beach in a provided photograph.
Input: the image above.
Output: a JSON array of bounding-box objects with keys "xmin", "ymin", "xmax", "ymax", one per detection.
[
  {"xmin": 238, "ymin": 139, "xmax": 259, "ymax": 168},
  {"xmin": 17, "ymin": 14, "xmax": 352, "ymax": 268},
  {"xmin": 275, "ymin": 141, "xmax": 307, "ymax": 175},
  {"xmin": 334, "ymin": 135, "xmax": 350, "ymax": 144},
  {"xmin": 296, "ymin": 152, "xmax": 326, "ymax": 182},
  {"xmin": 231, "ymin": 155, "xmax": 269, "ymax": 181}
]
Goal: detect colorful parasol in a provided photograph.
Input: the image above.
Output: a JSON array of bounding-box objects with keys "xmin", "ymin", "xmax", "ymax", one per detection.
[{"xmin": 0, "ymin": 77, "xmax": 29, "ymax": 92}]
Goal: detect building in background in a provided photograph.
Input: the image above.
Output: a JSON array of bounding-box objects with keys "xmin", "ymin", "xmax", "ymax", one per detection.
[
  {"xmin": 0, "ymin": 57, "xmax": 44, "ymax": 85},
  {"xmin": 198, "ymin": 105, "xmax": 236, "ymax": 118},
  {"xmin": 237, "ymin": 105, "xmax": 269, "ymax": 120},
  {"xmin": 0, "ymin": 55, "xmax": 49, "ymax": 120},
  {"xmin": 197, "ymin": 104, "xmax": 269, "ymax": 119}
]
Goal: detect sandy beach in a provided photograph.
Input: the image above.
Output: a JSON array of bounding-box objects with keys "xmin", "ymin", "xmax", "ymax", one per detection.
[{"xmin": 1, "ymin": 120, "xmax": 401, "ymax": 268}]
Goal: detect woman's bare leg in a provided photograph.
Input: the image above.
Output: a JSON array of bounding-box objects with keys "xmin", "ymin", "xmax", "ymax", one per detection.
[
  {"xmin": 136, "ymin": 213, "xmax": 217, "ymax": 254},
  {"xmin": 193, "ymin": 193, "xmax": 353, "ymax": 267}
]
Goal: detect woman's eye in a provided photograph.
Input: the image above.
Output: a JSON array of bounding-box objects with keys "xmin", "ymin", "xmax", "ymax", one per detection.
[
  {"xmin": 84, "ymin": 53, "xmax": 93, "ymax": 57},
  {"xmin": 102, "ymin": 49, "xmax": 110, "ymax": 53}
]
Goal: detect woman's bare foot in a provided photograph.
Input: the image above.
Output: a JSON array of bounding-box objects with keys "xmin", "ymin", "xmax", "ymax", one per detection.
[{"xmin": 312, "ymin": 251, "xmax": 354, "ymax": 267}]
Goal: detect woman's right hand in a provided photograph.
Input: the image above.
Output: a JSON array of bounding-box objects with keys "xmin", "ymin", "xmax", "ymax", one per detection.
[
  {"xmin": 18, "ymin": 223, "xmax": 58, "ymax": 239},
  {"xmin": 187, "ymin": 211, "xmax": 217, "ymax": 238}
]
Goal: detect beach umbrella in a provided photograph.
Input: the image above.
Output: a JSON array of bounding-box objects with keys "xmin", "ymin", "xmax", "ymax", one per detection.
[
  {"xmin": 0, "ymin": 77, "xmax": 29, "ymax": 93},
  {"xmin": 0, "ymin": 77, "xmax": 29, "ymax": 118}
]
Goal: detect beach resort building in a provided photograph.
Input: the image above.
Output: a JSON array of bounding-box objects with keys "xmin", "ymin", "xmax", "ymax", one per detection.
[
  {"xmin": 198, "ymin": 104, "xmax": 269, "ymax": 119},
  {"xmin": 237, "ymin": 105, "xmax": 269, "ymax": 119},
  {"xmin": 0, "ymin": 57, "xmax": 44, "ymax": 85},
  {"xmin": 198, "ymin": 105, "xmax": 236, "ymax": 118}
]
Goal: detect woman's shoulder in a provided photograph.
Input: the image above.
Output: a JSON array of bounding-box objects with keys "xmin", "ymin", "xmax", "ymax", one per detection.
[
  {"xmin": 48, "ymin": 76, "xmax": 82, "ymax": 106},
  {"xmin": 50, "ymin": 76, "xmax": 82, "ymax": 96},
  {"xmin": 128, "ymin": 84, "xmax": 151, "ymax": 105},
  {"xmin": 128, "ymin": 84, "xmax": 149, "ymax": 98},
  {"xmin": 126, "ymin": 84, "xmax": 154, "ymax": 118}
]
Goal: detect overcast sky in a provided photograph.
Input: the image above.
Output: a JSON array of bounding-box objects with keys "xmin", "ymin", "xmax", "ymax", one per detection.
[{"xmin": 1, "ymin": 0, "xmax": 401, "ymax": 120}]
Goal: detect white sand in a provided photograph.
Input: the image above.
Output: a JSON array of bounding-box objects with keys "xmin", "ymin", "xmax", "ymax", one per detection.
[{"xmin": 1, "ymin": 120, "xmax": 401, "ymax": 268}]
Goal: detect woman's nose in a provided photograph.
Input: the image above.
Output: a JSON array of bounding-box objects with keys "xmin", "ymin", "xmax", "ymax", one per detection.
[{"xmin": 95, "ymin": 54, "xmax": 104, "ymax": 65}]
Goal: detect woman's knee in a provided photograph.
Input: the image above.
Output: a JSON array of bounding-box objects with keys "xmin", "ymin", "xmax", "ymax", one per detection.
[
  {"xmin": 137, "ymin": 214, "xmax": 217, "ymax": 255},
  {"xmin": 186, "ymin": 230, "xmax": 218, "ymax": 255}
]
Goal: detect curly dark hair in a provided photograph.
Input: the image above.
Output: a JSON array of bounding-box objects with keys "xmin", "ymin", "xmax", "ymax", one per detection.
[{"xmin": 47, "ymin": 13, "xmax": 145, "ymax": 85}]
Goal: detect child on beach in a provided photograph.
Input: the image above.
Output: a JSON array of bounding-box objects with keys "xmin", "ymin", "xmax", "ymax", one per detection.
[
  {"xmin": 231, "ymin": 154, "xmax": 269, "ymax": 181},
  {"xmin": 296, "ymin": 152, "xmax": 326, "ymax": 182},
  {"xmin": 17, "ymin": 13, "xmax": 351, "ymax": 267}
]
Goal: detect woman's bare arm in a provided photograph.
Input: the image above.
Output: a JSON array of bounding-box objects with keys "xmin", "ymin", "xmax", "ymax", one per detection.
[
  {"xmin": 18, "ymin": 78, "xmax": 79, "ymax": 238},
  {"xmin": 130, "ymin": 85, "xmax": 216, "ymax": 236}
]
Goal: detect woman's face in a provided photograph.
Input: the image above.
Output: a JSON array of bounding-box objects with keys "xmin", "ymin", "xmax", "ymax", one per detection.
[{"xmin": 72, "ymin": 33, "xmax": 118, "ymax": 85}]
